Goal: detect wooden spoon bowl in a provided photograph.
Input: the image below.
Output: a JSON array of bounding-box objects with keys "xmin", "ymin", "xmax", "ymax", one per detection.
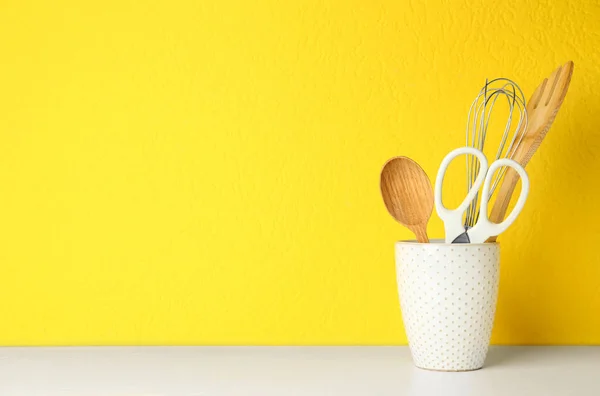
[{"xmin": 380, "ymin": 157, "xmax": 433, "ymax": 243}]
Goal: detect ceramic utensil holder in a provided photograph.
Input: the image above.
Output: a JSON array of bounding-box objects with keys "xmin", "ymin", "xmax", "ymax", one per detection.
[{"xmin": 395, "ymin": 240, "xmax": 500, "ymax": 371}]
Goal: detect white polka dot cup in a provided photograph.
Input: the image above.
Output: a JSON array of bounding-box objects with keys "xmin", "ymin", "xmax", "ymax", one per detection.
[{"xmin": 395, "ymin": 240, "xmax": 500, "ymax": 371}]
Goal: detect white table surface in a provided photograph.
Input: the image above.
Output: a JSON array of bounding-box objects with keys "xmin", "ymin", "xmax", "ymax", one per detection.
[{"xmin": 0, "ymin": 346, "xmax": 598, "ymax": 395}]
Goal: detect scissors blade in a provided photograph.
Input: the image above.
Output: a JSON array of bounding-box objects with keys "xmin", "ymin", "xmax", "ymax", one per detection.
[{"xmin": 452, "ymin": 232, "xmax": 471, "ymax": 244}]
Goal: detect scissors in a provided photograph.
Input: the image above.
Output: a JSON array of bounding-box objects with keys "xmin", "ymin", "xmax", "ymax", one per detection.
[{"xmin": 434, "ymin": 147, "xmax": 530, "ymax": 244}]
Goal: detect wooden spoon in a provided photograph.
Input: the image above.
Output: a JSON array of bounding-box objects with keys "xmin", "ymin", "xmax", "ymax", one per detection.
[
  {"xmin": 487, "ymin": 61, "xmax": 574, "ymax": 242},
  {"xmin": 380, "ymin": 157, "xmax": 433, "ymax": 243}
]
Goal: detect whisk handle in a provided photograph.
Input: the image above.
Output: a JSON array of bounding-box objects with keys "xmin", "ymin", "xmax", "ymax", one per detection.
[{"xmin": 435, "ymin": 147, "xmax": 488, "ymax": 243}]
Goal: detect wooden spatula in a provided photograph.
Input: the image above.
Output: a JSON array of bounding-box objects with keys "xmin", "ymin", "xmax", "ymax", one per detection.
[{"xmin": 487, "ymin": 61, "xmax": 574, "ymax": 242}]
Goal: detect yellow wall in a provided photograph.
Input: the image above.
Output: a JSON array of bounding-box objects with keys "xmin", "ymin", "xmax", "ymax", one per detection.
[{"xmin": 0, "ymin": 0, "xmax": 598, "ymax": 345}]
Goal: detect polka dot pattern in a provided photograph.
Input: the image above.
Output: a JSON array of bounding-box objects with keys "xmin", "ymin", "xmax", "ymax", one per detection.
[{"xmin": 395, "ymin": 242, "xmax": 500, "ymax": 371}]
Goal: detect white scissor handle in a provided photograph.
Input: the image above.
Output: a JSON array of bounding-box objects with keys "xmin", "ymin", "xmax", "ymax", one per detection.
[
  {"xmin": 467, "ymin": 158, "xmax": 529, "ymax": 243},
  {"xmin": 435, "ymin": 147, "xmax": 488, "ymax": 243}
]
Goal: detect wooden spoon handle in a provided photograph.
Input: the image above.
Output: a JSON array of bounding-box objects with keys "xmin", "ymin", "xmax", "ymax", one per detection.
[
  {"xmin": 410, "ymin": 225, "xmax": 429, "ymax": 243},
  {"xmin": 486, "ymin": 168, "xmax": 521, "ymax": 242}
]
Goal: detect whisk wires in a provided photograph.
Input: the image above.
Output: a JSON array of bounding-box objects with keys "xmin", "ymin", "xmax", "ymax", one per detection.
[{"xmin": 464, "ymin": 78, "xmax": 527, "ymax": 228}]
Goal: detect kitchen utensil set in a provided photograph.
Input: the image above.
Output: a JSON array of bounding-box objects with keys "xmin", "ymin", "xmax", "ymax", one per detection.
[{"xmin": 380, "ymin": 62, "xmax": 573, "ymax": 243}]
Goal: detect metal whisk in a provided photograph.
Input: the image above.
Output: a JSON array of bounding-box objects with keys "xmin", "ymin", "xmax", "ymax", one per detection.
[{"xmin": 464, "ymin": 78, "xmax": 528, "ymax": 229}]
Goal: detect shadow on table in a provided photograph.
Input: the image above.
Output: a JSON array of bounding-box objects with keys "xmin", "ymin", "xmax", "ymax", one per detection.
[{"xmin": 485, "ymin": 346, "xmax": 544, "ymax": 368}]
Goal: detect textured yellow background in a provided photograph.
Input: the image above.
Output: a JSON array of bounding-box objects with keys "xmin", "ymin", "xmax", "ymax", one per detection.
[{"xmin": 0, "ymin": 0, "xmax": 599, "ymax": 345}]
